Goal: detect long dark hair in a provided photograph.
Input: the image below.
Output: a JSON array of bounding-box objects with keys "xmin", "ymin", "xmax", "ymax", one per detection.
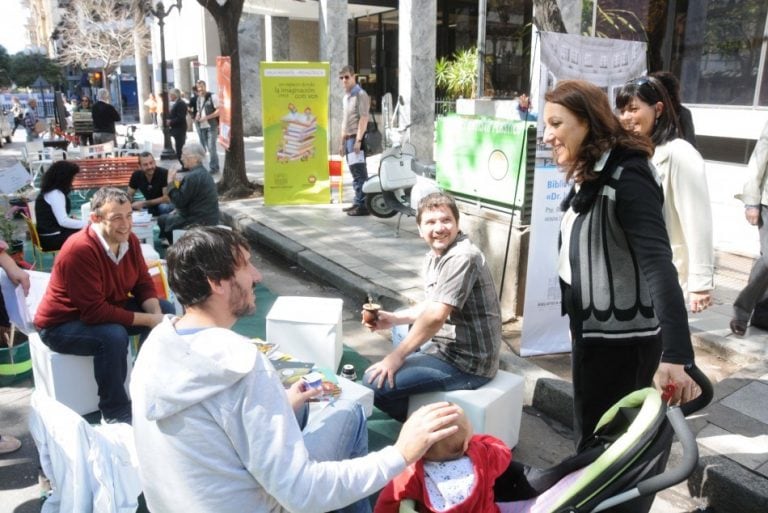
[
  {"xmin": 615, "ymin": 76, "xmax": 680, "ymax": 147},
  {"xmin": 40, "ymin": 161, "xmax": 80, "ymax": 195},
  {"xmin": 544, "ymin": 80, "xmax": 652, "ymax": 183}
]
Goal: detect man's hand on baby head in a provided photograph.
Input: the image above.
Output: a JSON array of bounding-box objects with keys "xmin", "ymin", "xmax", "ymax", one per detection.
[{"xmin": 394, "ymin": 402, "xmax": 461, "ymax": 465}]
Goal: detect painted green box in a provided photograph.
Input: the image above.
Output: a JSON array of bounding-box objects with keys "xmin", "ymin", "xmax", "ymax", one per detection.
[
  {"xmin": 436, "ymin": 115, "xmax": 534, "ymax": 210},
  {"xmin": 0, "ymin": 339, "xmax": 32, "ymax": 386}
]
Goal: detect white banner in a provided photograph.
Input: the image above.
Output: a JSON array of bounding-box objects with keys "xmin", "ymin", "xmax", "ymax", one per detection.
[
  {"xmin": 520, "ymin": 30, "xmax": 647, "ymax": 356},
  {"xmin": 520, "ymin": 164, "xmax": 571, "ymax": 355}
]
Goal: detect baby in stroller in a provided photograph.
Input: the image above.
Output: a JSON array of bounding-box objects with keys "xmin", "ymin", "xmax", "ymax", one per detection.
[{"xmin": 375, "ymin": 366, "xmax": 711, "ymax": 513}]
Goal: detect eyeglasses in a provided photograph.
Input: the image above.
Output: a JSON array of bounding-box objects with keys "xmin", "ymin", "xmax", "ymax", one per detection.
[{"xmin": 339, "ymin": 75, "xmax": 351, "ymax": 80}]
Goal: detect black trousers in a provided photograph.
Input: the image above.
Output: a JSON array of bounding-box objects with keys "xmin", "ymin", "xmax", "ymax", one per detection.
[
  {"xmin": 571, "ymin": 336, "xmax": 662, "ymax": 452},
  {"xmin": 171, "ymin": 131, "xmax": 186, "ymax": 163}
]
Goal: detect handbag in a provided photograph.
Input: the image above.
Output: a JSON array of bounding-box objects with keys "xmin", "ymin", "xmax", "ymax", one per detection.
[{"xmin": 363, "ymin": 112, "xmax": 383, "ymax": 155}]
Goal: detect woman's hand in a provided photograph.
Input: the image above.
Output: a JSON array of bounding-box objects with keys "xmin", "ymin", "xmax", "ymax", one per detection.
[
  {"xmin": 689, "ymin": 290, "xmax": 712, "ymax": 313},
  {"xmin": 655, "ymin": 362, "xmax": 700, "ymax": 405},
  {"xmin": 394, "ymin": 402, "xmax": 461, "ymax": 465}
]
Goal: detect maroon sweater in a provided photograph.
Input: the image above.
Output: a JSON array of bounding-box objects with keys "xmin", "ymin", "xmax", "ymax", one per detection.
[{"xmin": 35, "ymin": 226, "xmax": 157, "ymax": 328}]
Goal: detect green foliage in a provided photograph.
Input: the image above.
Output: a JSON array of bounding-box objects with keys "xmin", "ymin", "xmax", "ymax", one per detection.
[
  {"xmin": 9, "ymin": 53, "xmax": 63, "ymax": 87},
  {"xmin": 0, "ymin": 45, "xmax": 11, "ymax": 88},
  {"xmin": 435, "ymin": 47, "xmax": 478, "ymax": 100}
]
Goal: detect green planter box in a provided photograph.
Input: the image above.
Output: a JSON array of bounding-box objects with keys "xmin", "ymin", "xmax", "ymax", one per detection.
[{"xmin": 0, "ymin": 339, "xmax": 32, "ymax": 386}]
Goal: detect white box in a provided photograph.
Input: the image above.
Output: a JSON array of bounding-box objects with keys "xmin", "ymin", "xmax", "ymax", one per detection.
[
  {"xmin": 407, "ymin": 370, "xmax": 525, "ymax": 448},
  {"xmin": 29, "ymin": 332, "xmax": 132, "ymax": 416},
  {"xmin": 266, "ymin": 296, "xmax": 343, "ymax": 372}
]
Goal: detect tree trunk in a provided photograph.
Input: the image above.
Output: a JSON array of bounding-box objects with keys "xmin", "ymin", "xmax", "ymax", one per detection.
[
  {"xmin": 533, "ymin": 0, "xmax": 567, "ymax": 33},
  {"xmin": 198, "ymin": 0, "xmax": 254, "ymax": 199}
]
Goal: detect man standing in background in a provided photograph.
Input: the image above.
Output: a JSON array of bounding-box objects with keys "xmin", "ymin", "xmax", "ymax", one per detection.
[
  {"xmin": 338, "ymin": 65, "xmax": 370, "ymax": 216},
  {"xmin": 166, "ymin": 88, "xmax": 187, "ymax": 163},
  {"xmin": 190, "ymin": 80, "xmax": 220, "ymax": 174}
]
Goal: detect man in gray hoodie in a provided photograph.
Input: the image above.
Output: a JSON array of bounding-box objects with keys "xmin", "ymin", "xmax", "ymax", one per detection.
[{"xmin": 130, "ymin": 226, "xmax": 461, "ymax": 513}]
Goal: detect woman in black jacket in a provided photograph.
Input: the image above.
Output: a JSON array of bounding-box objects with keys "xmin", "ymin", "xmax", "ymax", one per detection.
[
  {"xmin": 542, "ymin": 80, "xmax": 700, "ymax": 452},
  {"xmin": 35, "ymin": 161, "xmax": 86, "ymax": 251}
]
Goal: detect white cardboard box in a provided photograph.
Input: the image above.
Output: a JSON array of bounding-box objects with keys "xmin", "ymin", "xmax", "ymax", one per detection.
[{"xmin": 266, "ymin": 296, "xmax": 343, "ymax": 372}]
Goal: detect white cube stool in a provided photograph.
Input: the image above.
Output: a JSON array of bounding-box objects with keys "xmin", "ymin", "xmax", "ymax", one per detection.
[
  {"xmin": 407, "ymin": 370, "xmax": 525, "ymax": 448},
  {"xmin": 29, "ymin": 332, "xmax": 132, "ymax": 416},
  {"xmin": 266, "ymin": 296, "xmax": 343, "ymax": 372}
]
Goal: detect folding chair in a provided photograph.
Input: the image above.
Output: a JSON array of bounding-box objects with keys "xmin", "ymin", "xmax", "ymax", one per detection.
[{"xmin": 22, "ymin": 213, "xmax": 60, "ymax": 271}]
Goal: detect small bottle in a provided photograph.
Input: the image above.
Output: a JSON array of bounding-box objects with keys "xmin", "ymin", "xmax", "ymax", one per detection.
[{"xmin": 340, "ymin": 364, "xmax": 357, "ymax": 381}]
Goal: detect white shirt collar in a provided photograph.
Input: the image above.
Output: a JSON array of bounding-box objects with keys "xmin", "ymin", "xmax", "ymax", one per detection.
[{"xmin": 90, "ymin": 225, "xmax": 129, "ymax": 264}]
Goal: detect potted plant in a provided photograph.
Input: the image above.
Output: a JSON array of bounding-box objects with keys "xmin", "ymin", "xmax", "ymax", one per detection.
[{"xmin": 0, "ymin": 206, "xmax": 26, "ymax": 263}]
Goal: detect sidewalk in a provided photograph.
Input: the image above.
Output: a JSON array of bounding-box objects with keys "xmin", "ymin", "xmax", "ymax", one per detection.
[{"xmin": 212, "ymin": 128, "xmax": 768, "ymax": 512}]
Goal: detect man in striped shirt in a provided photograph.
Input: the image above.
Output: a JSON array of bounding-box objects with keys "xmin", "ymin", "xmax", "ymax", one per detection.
[{"xmin": 363, "ymin": 192, "xmax": 502, "ymax": 421}]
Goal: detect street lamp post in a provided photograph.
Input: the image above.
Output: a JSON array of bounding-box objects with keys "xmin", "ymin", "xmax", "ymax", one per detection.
[{"xmin": 147, "ymin": 0, "xmax": 182, "ymax": 160}]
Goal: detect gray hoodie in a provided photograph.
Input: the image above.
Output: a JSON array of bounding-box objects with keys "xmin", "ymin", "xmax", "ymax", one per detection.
[{"xmin": 130, "ymin": 316, "xmax": 405, "ymax": 513}]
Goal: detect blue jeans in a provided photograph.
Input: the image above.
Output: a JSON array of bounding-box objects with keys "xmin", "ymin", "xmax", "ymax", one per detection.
[
  {"xmin": 300, "ymin": 400, "xmax": 371, "ymax": 513},
  {"xmin": 345, "ymin": 138, "xmax": 368, "ymax": 207},
  {"xmin": 362, "ymin": 352, "xmax": 492, "ymax": 422},
  {"xmin": 198, "ymin": 124, "xmax": 219, "ymax": 172},
  {"xmin": 39, "ymin": 298, "xmax": 176, "ymax": 420},
  {"xmin": 148, "ymin": 202, "xmax": 174, "ymax": 217}
]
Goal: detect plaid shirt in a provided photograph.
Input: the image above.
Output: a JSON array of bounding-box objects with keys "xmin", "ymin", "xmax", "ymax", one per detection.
[{"xmin": 422, "ymin": 233, "xmax": 501, "ymax": 378}]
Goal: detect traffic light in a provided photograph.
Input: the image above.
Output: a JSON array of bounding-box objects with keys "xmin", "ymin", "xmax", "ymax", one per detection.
[{"xmin": 90, "ymin": 71, "xmax": 103, "ymax": 87}]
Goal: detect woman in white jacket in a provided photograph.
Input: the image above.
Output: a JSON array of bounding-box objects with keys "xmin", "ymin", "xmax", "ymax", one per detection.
[{"xmin": 616, "ymin": 76, "xmax": 714, "ymax": 314}]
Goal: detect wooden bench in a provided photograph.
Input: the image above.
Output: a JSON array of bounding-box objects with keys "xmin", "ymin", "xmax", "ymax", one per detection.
[{"xmin": 71, "ymin": 156, "xmax": 138, "ymax": 191}]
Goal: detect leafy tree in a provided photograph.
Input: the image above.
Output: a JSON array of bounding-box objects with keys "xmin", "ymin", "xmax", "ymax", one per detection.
[
  {"xmin": 197, "ymin": 0, "xmax": 254, "ymax": 199},
  {"xmin": 9, "ymin": 52, "xmax": 63, "ymax": 87},
  {"xmin": 0, "ymin": 45, "xmax": 11, "ymax": 88}
]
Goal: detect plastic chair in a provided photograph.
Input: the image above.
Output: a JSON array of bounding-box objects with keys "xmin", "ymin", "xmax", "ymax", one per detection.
[{"xmin": 22, "ymin": 213, "xmax": 60, "ymax": 271}]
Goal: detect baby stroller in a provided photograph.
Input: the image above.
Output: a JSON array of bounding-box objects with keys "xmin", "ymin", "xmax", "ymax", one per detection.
[{"xmin": 401, "ymin": 365, "xmax": 713, "ymax": 513}]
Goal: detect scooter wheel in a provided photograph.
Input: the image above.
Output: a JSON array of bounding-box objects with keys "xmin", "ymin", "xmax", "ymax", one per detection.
[{"xmin": 366, "ymin": 193, "xmax": 398, "ymax": 218}]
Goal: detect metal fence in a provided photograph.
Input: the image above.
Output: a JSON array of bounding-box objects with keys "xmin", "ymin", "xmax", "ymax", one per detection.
[{"xmin": 435, "ymin": 98, "xmax": 456, "ymax": 117}]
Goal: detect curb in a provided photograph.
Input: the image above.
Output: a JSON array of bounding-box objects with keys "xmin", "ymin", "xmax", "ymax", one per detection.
[
  {"xmin": 220, "ymin": 205, "xmax": 768, "ymax": 513},
  {"xmin": 222, "ymin": 210, "xmax": 413, "ymax": 313}
]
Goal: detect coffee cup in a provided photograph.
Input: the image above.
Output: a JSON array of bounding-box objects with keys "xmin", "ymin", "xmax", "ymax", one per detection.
[{"xmin": 362, "ymin": 303, "xmax": 381, "ymax": 326}]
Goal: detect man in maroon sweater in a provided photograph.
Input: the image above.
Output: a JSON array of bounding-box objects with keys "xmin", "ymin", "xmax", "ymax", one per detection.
[{"xmin": 35, "ymin": 187, "xmax": 175, "ymax": 424}]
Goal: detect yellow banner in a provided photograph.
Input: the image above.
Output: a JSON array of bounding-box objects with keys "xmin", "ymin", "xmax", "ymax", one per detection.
[{"xmin": 261, "ymin": 62, "xmax": 330, "ymax": 205}]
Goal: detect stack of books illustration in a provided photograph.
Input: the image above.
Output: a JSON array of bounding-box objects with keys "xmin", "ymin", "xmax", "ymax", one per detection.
[{"xmin": 278, "ymin": 106, "xmax": 317, "ymax": 162}]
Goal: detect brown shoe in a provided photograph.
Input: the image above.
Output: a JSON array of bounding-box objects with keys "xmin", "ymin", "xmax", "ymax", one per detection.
[
  {"xmin": 346, "ymin": 206, "xmax": 370, "ymax": 216},
  {"xmin": 342, "ymin": 205, "xmax": 357, "ymax": 212},
  {"xmin": 0, "ymin": 435, "xmax": 21, "ymax": 454},
  {"xmin": 730, "ymin": 319, "xmax": 747, "ymax": 336}
]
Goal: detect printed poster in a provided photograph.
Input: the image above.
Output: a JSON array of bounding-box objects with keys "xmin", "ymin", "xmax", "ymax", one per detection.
[
  {"xmin": 261, "ymin": 62, "xmax": 330, "ymax": 205},
  {"xmin": 520, "ymin": 30, "xmax": 647, "ymax": 356},
  {"xmin": 216, "ymin": 56, "xmax": 232, "ymax": 149}
]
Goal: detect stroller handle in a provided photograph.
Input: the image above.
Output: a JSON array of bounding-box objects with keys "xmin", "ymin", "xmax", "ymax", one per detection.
[
  {"xmin": 631, "ymin": 364, "xmax": 711, "ymax": 498},
  {"xmin": 635, "ymin": 407, "xmax": 697, "ymax": 497},
  {"xmin": 680, "ymin": 363, "xmax": 713, "ymax": 417}
]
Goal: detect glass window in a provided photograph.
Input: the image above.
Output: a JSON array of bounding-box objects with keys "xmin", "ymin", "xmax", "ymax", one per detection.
[{"xmin": 669, "ymin": 0, "xmax": 768, "ymax": 106}]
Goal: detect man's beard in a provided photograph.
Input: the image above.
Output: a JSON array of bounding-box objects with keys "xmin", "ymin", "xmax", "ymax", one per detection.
[{"xmin": 230, "ymin": 281, "xmax": 256, "ymax": 318}]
